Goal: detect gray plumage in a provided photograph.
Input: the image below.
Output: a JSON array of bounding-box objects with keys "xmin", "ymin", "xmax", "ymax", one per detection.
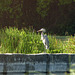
[{"xmin": 37, "ymin": 28, "xmax": 49, "ymax": 49}]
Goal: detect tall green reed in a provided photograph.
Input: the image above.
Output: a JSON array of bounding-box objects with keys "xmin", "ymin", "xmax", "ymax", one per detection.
[
  {"xmin": 0, "ymin": 27, "xmax": 45, "ymax": 53},
  {"xmin": 0, "ymin": 27, "xmax": 72, "ymax": 54}
]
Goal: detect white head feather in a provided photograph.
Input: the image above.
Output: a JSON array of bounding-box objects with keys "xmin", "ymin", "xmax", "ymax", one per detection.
[{"xmin": 37, "ymin": 28, "xmax": 46, "ymax": 33}]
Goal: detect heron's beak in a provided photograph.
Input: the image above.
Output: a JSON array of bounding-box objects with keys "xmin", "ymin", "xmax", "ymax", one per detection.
[{"xmin": 37, "ymin": 30, "xmax": 41, "ymax": 32}]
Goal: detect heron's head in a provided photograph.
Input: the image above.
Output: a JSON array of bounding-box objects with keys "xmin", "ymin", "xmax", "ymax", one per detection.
[{"xmin": 37, "ymin": 28, "xmax": 46, "ymax": 33}]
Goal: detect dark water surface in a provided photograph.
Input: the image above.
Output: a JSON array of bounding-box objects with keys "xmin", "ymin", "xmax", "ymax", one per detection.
[{"xmin": 1, "ymin": 72, "xmax": 71, "ymax": 75}]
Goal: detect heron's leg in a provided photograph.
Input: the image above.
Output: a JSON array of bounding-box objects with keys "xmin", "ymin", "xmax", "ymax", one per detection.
[
  {"xmin": 42, "ymin": 44, "xmax": 46, "ymax": 53},
  {"xmin": 44, "ymin": 46, "xmax": 46, "ymax": 53},
  {"xmin": 44, "ymin": 48, "xmax": 46, "ymax": 53}
]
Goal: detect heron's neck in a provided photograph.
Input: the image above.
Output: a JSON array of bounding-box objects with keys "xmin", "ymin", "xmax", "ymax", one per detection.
[
  {"xmin": 41, "ymin": 32, "xmax": 44, "ymax": 35},
  {"xmin": 41, "ymin": 32, "xmax": 44, "ymax": 40}
]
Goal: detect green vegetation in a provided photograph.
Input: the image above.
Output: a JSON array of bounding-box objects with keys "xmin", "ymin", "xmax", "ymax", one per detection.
[{"xmin": 0, "ymin": 27, "xmax": 75, "ymax": 54}]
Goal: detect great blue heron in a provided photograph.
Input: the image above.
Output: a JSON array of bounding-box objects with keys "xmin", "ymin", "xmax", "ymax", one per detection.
[{"xmin": 37, "ymin": 28, "xmax": 49, "ymax": 51}]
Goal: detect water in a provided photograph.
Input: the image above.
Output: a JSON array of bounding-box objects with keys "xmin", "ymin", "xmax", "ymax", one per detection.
[{"xmin": 1, "ymin": 72, "xmax": 71, "ymax": 75}]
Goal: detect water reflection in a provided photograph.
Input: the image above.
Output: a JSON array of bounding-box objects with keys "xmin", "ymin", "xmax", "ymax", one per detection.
[
  {"xmin": 70, "ymin": 64, "xmax": 75, "ymax": 75},
  {"xmin": 2, "ymin": 72, "xmax": 70, "ymax": 75},
  {"xmin": 2, "ymin": 64, "xmax": 75, "ymax": 75}
]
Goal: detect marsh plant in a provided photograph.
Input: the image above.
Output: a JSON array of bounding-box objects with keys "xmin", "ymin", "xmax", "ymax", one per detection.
[
  {"xmin": 0, "ymin": 27, "xmax": 75, "ymax": 54},
  {"xmin": 0, "ymin": 27, "xmax": 45, "ymax": 53}
]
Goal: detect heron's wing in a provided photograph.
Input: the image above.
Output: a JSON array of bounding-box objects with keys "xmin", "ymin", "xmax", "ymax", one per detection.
[{"xmin": 44, "ymin": 34, "xmax": 49, "ymax": 49}]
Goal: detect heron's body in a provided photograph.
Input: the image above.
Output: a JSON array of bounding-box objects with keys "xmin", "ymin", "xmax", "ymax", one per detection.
[
  {"xmin": 41, "ymin": 32, "xmax": 49, "ymax": 49},
  {"xmin": 37, "ymin": 28, "xmax": 49, "ymax": 50}
]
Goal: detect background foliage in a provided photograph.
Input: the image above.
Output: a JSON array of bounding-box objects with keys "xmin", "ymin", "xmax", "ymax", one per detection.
[{"xmin": 0, "ymin": 0, "xmax": 75, "ymax": 35}]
